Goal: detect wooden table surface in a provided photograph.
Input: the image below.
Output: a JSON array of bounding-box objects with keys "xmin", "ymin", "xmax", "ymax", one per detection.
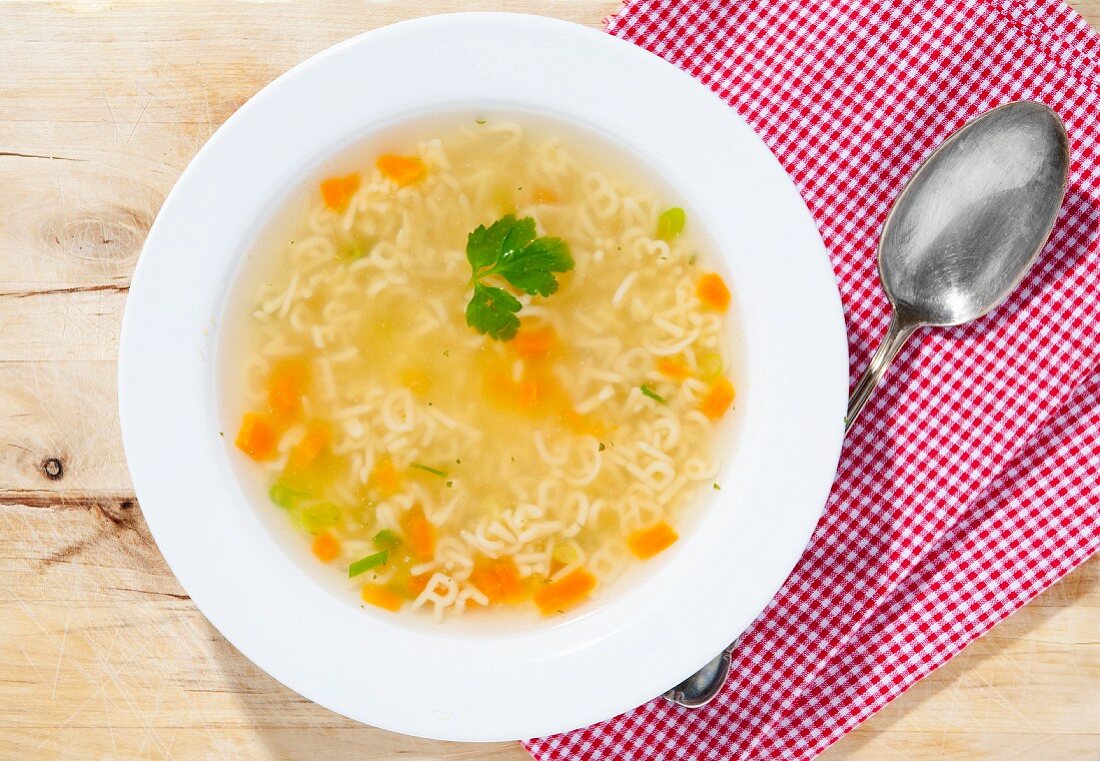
[{"xmin": 2, "ymin": 2, "xmax": 1098, "ymax": 759}]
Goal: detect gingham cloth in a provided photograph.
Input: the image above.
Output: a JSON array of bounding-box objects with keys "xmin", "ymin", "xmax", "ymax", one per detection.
[{"xmin": 524, "ymin": 1, "xmax": 1100, "ymax": 759}]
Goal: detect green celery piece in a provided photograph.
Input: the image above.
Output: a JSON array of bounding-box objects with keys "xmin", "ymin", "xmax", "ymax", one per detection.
[
  {"xmin": 656, "ymin": 207, "xmax": 686, "ymax": 241},
  {"xmin": 348, "ymin": 550, "xmax": 388, "ymax": 578}
]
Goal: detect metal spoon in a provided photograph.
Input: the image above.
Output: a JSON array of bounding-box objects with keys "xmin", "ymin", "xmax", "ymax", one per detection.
[{"xmin": 665, "ymin": 100, "xmax": 1070, "ymax": 709}]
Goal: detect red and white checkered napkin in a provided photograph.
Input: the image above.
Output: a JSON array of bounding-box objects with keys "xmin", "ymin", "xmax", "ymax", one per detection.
[{"xmin": 525, "ymin": 1, "xmax": 1100, "ymax": 758}]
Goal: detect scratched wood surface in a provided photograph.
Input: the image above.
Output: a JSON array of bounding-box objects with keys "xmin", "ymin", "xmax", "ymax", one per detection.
[{"xmin": 1, "ymin": 2, "xmax": 1097, "ymax": 759}]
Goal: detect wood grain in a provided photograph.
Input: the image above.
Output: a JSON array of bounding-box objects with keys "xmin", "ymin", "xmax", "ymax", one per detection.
[{"xmin": 0, "ymin": 2, "xmax": 1096, "ymax": 759}]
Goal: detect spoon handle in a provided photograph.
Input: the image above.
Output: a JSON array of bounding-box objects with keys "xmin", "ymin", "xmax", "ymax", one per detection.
[
  {"xmin": 845, "ymin": 312, "xmax": 921, "ymax": 431},
  {"xmin": 665, "ymin": 312, "xmax": 920, "ymax": 710}
]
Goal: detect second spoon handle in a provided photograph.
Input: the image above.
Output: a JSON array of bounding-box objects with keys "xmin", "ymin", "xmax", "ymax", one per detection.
[
  {"xmin": 845, "ymin": 311, "xmax": 920, "ymax": 431},
  {"xmin": 665, "ymin": 311, "xmax": 920, "ymax": 709}
]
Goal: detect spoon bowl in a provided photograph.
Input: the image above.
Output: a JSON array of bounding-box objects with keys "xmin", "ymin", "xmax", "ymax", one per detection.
[{"xmin": 881, "ymin": 100, "xmax": 1070, "ymax": 327}]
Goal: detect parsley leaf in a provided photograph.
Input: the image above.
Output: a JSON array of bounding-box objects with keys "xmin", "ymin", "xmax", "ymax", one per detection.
[
  {"xmin": 466, "ymin": 216, "xmax": 518, "ymax": 270},
  {"xmin": 466, "ymin": 282, "xmax": 522, "ymax": 341},
  {"xmin": 494, "ymin": 236, "xmax": 573, "ymax": 296},
  {"xmin": 464, "ymin": 215, "xmax": 573, "ymax": 340}
]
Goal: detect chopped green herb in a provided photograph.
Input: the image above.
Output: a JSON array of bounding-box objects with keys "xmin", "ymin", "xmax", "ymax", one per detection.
[
  {"xmin": 699, "ymin": 352, "xmax": 723, "ymax": 379},
  {"xmin": 598, "ymin": 442, "xmax": 606, "ymax": 452},
  {"xmin": 337, "ymin": 242, "xmax": 368, "ymax": 261},
  {"xmin": 442, "ymin": 349, "xmax": 449, "ymax": 357},
  {"xmin": 475, "ymin": 119, "xmax": 486, "ymax": 125},
  {"xmin": 410, "ymin": 462, "xmax": 447, "ymax": 478},
  {"xmin": 464, "ymin": 215, "xmax": 574, "ymax": 341},
  {"xmin": 269, "ymin": 483, "xmax": 307, "ymax": 509},
  {"xmin": 713, "ymin": 483, "xmax": 721, "ymax": 491},
  {"xmin": 297, "ymin": 502, "xmax": 340, "ymax": 532},
  {"xmin": 688, "ymin": 253, "xmax": 698, "ymax": 265},
  {"xmin": 656, "ymin": 207, "xmax": 686, "ymax": 240},
  {"xmin": 446, "ymin": 480, "xmax": 454, "ymax": 488},
  {"xmin": 218, "ymin": 431, "xmax": 224, "ymax": 438},
  {"xmin": 373, "ymin": 529, "xmax": 400, "ymax": 550},
  {"xmin": 348, "ymin": 550, "xmax": 388, "ymax": 578},
  {"xmin": 455, "ymin": 458, "xmax": 461, "ymax": 464},
  {"xmin": 640, "ymin": 385, "xmax": 667, "ymax": 403}
]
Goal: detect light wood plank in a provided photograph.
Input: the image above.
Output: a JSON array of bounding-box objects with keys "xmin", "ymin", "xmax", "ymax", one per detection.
[{"xmin": 1, "ymin": 2, "xmax": 1097, "ymax": 760}]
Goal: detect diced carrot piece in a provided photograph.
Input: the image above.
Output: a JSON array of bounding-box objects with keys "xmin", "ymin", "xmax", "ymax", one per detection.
[
  {"xmin": 361, "ymin": 584, "xmax": 403, "ymax": 612},
  {"xmin": 288, "ymin": 421, "xmax": 330, "ymax": 471},
  {"xmin": 407, "ymin": 573, "xmax": 431, "ymax": 598},
  {"xmin": 402, "ymin": 505, "xmax": 435, "ymax": 561},
  {"xmin": 563, "ymin": 410, "xmax": 605, "ymax": 438},
  {"xmin": 493, "ymin": 561, "xmax": 525, "ymax": 603},
  {"xmin": 376, "ymin": 154, "xmax": 427, "ymax": 187},
  {"xmin": 657, "ymin": 357, "xmax": 691, "ymax": 380},
  {"xmin": 513, "ymin": 326, "xmax": 556, "ymax": 359},
  {"xmin": 234, "ymin": 413, "xmax": 277, "ymax": 461},
  {"xmin": 311, "ymin": 532, "xmax": 341, "ymax": 563},
  {"xmin": 532, "ymin": 187, "xmax": 558, "ymax": 204},
  {"xmin": 370, "ymin": 455, "xmax": 400, "ymax": 497},
  {"xmin": 627, "ymin": 522, "xmax": 679, "ymax": 560},
  {"xmin": 482, "ymin": 357, "xmax": 602, "ymax": 435},
  {"xmin": 534, "ymin": 568, "xmax": 596, "ymax": 615},
  {"xmin": 320, "ymin": 173, "xmax": 361, "ymax": 212},
  {"xmin": 517, "ymin": 379, "xmax": 540, "ymax": 409},
  {"xmin": 470, "ymin": 564, "xmax": 502, "ymax": 603},
  {"xmin": 266, "ymin": 358, "xmax": 309, "ymax": 421},
  {"xmin": 700, "ymin": 377, "xmax": 736, "ymax": 420},
  {"xmin": 471, "ymin": 559, "xmax": 526, "ymax": 605},
  {"xmin": 697, "ymin": 272, "xmax": 731, "ymax": 311}
]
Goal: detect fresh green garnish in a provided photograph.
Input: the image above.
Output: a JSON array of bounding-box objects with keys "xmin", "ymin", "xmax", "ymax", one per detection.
[
  {"xmin": 337, "ymin": 241, "xmax": 368, "ymax": 261},
  {"xmin": 373, "ymin": 529, "xmax": 400, "ymax": 550},
  {"xmin": 475, "ymin": 119, "xmax": 487, "ymax": 125},
  {"xmin": 446, "ymin": 481, "xmax": 454, "ymax": 488},
  {"xmin": 699, "ymin": 352, "xmax": 723, "ymax": 379},
  {"xmin": 598, "ymin": 442, "xmax": 606, "ymax": 452},
  {"xmin": 466, "ymin": 284, "xmax": 522, "ymax": 341},
  {"xmin": 269, "ymin": 482, "xmax": 308, "ymax": 509},
  {"xmin": 656, "ymin": 207, "xmax": 686, "ymax": 241},
  {"xmin": 411, "ymin": 462, "xmax": 447, "ymax": 478},
  {"xmin": 336, "ymin": 231, "xmax": 373, "ymax": 261},
  {"xmin": 713, "ymin": 483, "xmax": 721, "ymax": 491},
  {"xmin": 464, "ymin": 215, "xmax": 574, "ymax": 341},
  {"xmin": 297, "ymin": 502, "xmax": 340, "ymax": 532},
  {"xmin": 348, "ymin": 550, "xmax": 388, "ymax": 578},
  {"xmin": 640, "ymin": 385, "xmax": 667, "ymax": 403}
]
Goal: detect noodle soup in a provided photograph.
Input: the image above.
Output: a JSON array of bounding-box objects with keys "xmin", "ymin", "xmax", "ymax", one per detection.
[{"xmin": 221, "ymin": 113, "xmax": 738, "ymax": 622}]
